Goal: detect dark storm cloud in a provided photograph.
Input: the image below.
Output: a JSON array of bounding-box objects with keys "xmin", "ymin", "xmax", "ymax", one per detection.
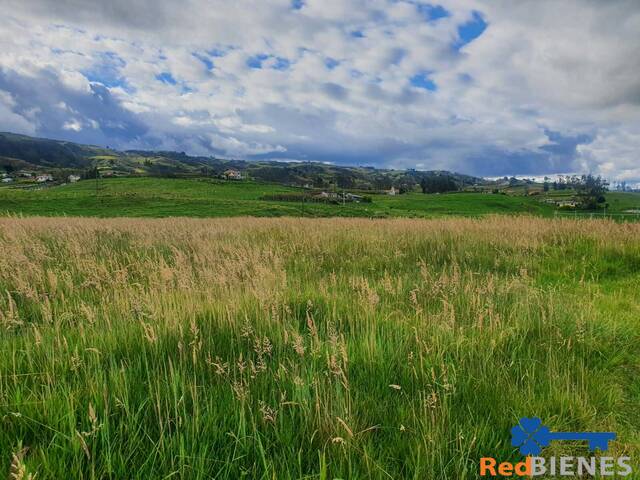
[{"xmin": 0, "ymin": 67, "xmax": 147, "ymax": 146}]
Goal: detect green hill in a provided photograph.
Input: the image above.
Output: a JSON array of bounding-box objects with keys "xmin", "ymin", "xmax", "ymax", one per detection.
[{"xmin": 0, "ymin": 131, "xmax": 480, "ymax": 190}]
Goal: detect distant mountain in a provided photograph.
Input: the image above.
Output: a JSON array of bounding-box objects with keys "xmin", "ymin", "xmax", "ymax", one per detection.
[{"xmin": 0, "ymin": 131, "xmax": 482, "ymax": 190}]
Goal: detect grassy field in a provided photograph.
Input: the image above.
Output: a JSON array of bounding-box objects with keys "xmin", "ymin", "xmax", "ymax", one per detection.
[
  {"xmin": 0, "ymin": 177, "xmax": 565, "ymax": 218},
  {"xmin": 1, "ymin": 216, "xmax": 639, "ymax": 478}
]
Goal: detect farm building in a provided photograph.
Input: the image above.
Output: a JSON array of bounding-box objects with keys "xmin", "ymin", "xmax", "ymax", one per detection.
[
  {"xmin": 68, "ymin": 174, "xmax": 81, "ymax": 183},
  {"xmin": 222, "ymin": 169, "xmax": 243, "ymax": 180},
  {"xmin": 556, "ymin": 200, "xmax": 578, "ymax": 208},
  {"xmin": 344, "ymin": 193, "xmax": 364, "ymax": 202},
  {"xmin": 36, "ymin": 174, "xmax": 54, "ymax": 183}
]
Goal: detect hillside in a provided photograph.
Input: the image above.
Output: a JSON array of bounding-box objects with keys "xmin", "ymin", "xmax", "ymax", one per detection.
[{"xmin": 0, "ymin": 131, "xmax": 480, "ymax": 190}]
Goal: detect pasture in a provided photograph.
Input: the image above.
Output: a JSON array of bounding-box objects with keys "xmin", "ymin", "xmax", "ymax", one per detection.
[{"xmin": 0, "ymin": 177, "xmax": 559, "ymax": 218}]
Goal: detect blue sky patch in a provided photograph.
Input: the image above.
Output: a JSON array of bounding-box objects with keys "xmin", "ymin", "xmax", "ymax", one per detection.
[
  {"xmin": 350, "ymin": 30, "xmax": 365, "ymax": 38},
  {"xmin": 81, "ymin": 52, "xmax": 129, "ymax": 90},
  {"xmin": 325, "ymin": 57, "xmax": 339, "ymax": 70},
  {"xmin": 410, "ymin": 72, "xmax": 437, "ymax": 91},
  {"xmin": 156, "ymin": 72, "xmax": 177, "ymax": 85},
  {"xmin": 291, "ymin": 0, "xmax": 304, "ymax": 10},
  {"xmin": 247, "ymin": 54, "xmax": 290, "ymax": 70},
  {"xmin": 455, "ymin": 11, "xmax": 487, "ymax": 49},
  {"xmin": 207, "ymin": 47, "xmax": 229, "ymax": 57},
  {"xmin": 247, "ymin": 54, "xmax": 269, "ymax": 69},
  {"xmin": 417, "ymin": 4, "xmax": 450, "ymax": 22},
  {"xmin": 192, "ymin": 53, "xmax": 214, "ymax": 70},
  {"xmin": 273, "ymin": 57, "xmax": 290, "ymax": 70}
]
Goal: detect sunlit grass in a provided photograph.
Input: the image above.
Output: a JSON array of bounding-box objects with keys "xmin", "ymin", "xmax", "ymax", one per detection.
[
  {"xmin": 0, "ymin": 177, "xmax": 559, "ymax": 218},
  {"xmin": 1, "ymin": 216, "xmax": 639, "ymax": 478}
]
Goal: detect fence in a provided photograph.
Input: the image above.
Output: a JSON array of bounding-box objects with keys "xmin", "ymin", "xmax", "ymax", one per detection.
[{"xmin": 554, "ymin": 210, "xmax": 640, "ymax": 221}]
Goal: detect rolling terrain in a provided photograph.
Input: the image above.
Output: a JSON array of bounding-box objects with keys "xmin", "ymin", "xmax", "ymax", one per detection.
[
  {"xmin": 2, "ymin": 176, "xmax": 639, "ymax": 219},
  {"xmin": 0, "ymin": 177, "xmax": 559, "ymax": 218},
  {"xmin": 0, "ymin": 131, "xmax": 479, "ymax": 190}
]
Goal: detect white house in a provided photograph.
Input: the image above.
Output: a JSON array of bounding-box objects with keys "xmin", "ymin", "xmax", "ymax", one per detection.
[
  {"xmin": 36, "ymin": 174, "xmax": 54, "ymax": 183},
  {"xmin": 1, "ymin": 177, "xmax": 13, "ymax": 183},
  {"xmin": 388, "ymin": 186, "xmax": 396, "ymax": 196},
  {"xmin": 222, "ymin": 169, "xmax": 243, "ymax": 180},
  {"xmin": 68, "ymin": 174, "xmax": 81, "ymax": 183}
]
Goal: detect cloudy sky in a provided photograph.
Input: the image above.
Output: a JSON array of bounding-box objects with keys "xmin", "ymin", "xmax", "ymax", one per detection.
[{"xmin": 0, "ymin": 0, "xmax": 639, "ymax": 181}]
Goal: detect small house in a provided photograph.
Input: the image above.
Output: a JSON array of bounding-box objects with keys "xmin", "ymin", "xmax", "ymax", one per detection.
[
  {"xmin": 222, "ymin": 169, "xmax": 243, "ymax": 180},
  {"xmin": 388, "ymin": 186, "xmax": 396, "ymax": 196},
  {"xmin": 68, "ymin": 174, "xmax": 81, "ymax": 183},
  {"xmin": 36, "ymin": 174, "xmax": 54, "ymax": 183},
  {"xmin": 345, "ymin": 193, "xmax": 364, "ymax": 202},
  {"xmin": 556, "ymin": 200, "xmax": 577, "ymax": 208},
  {"xmin": 1, "ymin": 177, "xmax": 13, "ymax": 183}
]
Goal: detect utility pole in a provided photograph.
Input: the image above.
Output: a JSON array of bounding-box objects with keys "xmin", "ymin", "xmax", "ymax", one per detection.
[{"xmin": 95, "ymin": 166, "xmax": 99, "ymax": 202}]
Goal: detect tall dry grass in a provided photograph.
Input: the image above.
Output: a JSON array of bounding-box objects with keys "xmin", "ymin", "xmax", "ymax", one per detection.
[{"xmin": 0, "ymin": 216, "xmax": 639, "ymax": 479}]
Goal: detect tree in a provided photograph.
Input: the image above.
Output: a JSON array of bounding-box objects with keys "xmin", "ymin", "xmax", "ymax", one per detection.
[
  {"xmin": 575, "ymin": 174, "xmax": 608, "ymax": 209},
  {"xmin": 313, "ymin": 175, "xmax": 326, "ymax": 188},
  {"xmin": 336, "ymin": 173, "xmax": 354, "ymax": 189},
  {"xmin": 420, "ymin": 175, "xmax": 458, "ymax": 194},
  {"xmin": 374, "ymin": 175, "xmax": 392, "ymax": 190}
]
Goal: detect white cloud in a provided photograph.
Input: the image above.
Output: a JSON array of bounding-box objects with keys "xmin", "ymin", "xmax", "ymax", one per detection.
[
  {"xmin": 62, "ymin": 119, "xmax": 83, "ymax": 131},
  {"xmin": 0, "ymin": 0, "xmax": 638, "ymax": 180}
]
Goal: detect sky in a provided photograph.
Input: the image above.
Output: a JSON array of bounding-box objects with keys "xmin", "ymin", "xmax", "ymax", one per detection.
[{"xmin": 0, "ymin": 0, "xmax": 639, "ymax": 183}]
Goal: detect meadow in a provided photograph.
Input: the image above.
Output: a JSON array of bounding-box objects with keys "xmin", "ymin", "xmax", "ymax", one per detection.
[
  {"xmin": 1, "ymin": 216, "xmax": 639, "ymax": 478},
  {"xmin": 0, "ymin": 177, "xmax": 560, "ymax": 218}
]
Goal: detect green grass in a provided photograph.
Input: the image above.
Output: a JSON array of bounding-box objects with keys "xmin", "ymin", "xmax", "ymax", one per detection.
[
  {"xmin": 0, "ymin": 177, "xmax": 563, "ymax": 218},
  {"xmin": 607, "ymin": 192, "xmax": 640, "ymax": 213},
  {"xmin": 1, "ymin": 216, "xmax": 639, "ymax": 478}
]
